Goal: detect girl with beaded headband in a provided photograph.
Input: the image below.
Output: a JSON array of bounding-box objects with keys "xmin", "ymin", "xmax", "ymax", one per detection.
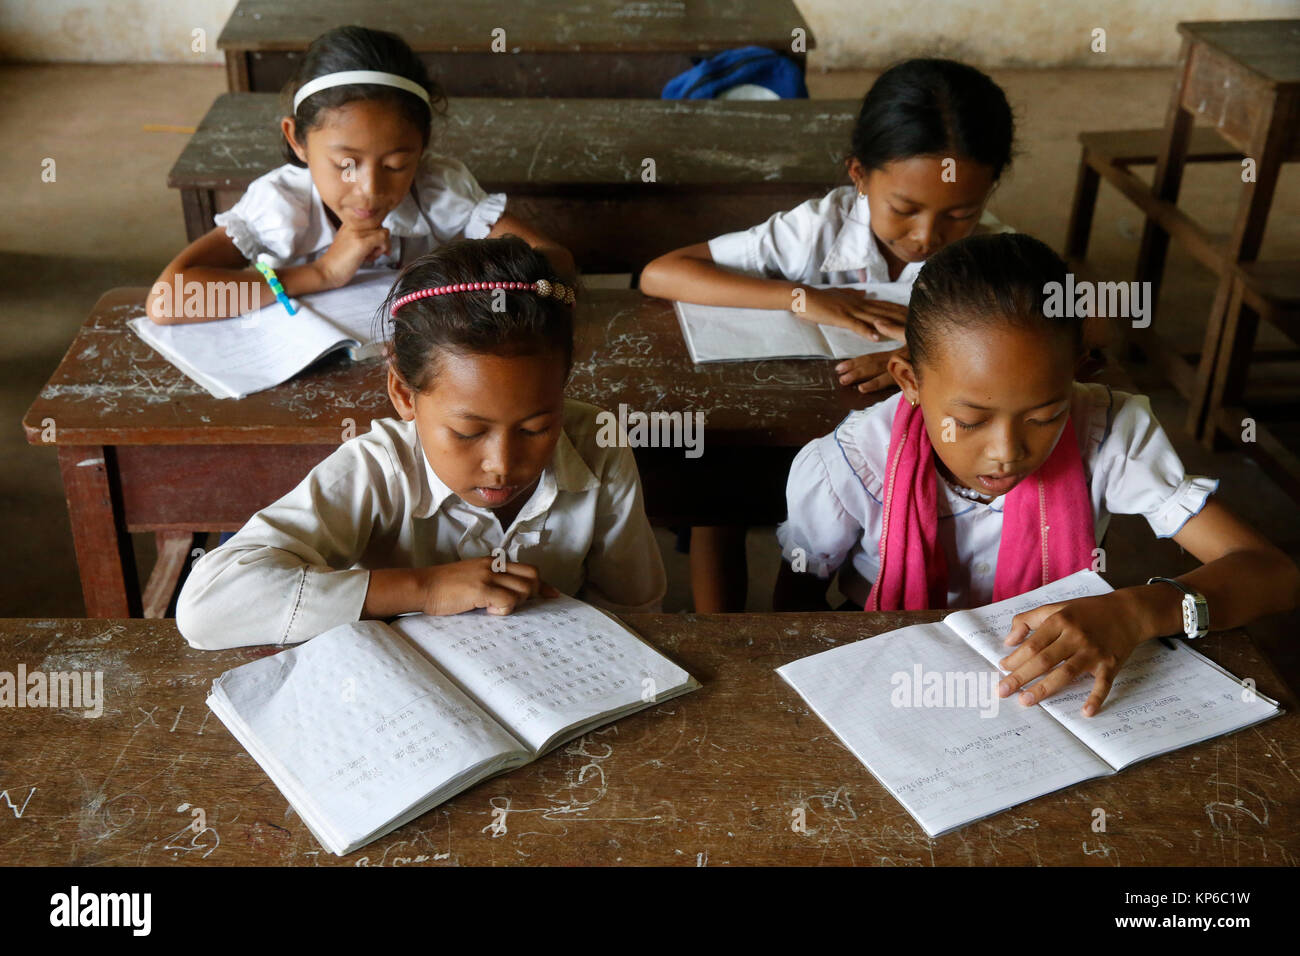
[
  {"xmin": 146, "ymin": 25, "xmax": 573, "ymax": 326},
  {"xmin": 177, "ymin": 237, "xmax": 665, "ymax": 650}
]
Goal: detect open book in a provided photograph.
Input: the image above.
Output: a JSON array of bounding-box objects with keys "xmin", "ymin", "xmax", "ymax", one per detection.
[
  {"xmin": 206, "ymin": 596, "xmax": 699, "ymax": 856},
  {"xmin": 129, "ymin": 269, "xmax": 395, "ymax": 399},
  {"xmin": 777, "ymin": 570, "xmax": 1281, "ymax": 837},
  {"xmin": 674, "ymin": 282, "xmax": 909, "ymax": 363}
]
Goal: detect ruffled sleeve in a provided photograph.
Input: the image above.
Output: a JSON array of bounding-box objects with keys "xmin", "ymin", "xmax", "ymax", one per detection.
[
  {"xmin": 1092, "ymin": 390, "xmax": 1219, "ymax": 538},
  {"xmin": 777, "ymin": 432, "xmax": 867, "ymax": 579},
  {"xmin": 707, "ymin": 190, "xmax": 838, "ymax": 281},
  {"xmin": 213, "ymin": 164, "xmax": 315, "ymax": 266},
  {"xmin": 409, "ymin": 154, "xmax": 507, "ymax": 241}
]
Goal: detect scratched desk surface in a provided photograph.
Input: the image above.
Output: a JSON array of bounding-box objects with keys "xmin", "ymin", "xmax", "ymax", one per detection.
[
  {"xmin": 169, "ymin": 95, "xmax": 855, "ymax": 195},
  {"xmin": 23, "ymin": 288, "xmax": 860, "ymax": 448},
  {"xmin": 1, "ymin": 615, "xmax": 1295, "ymax": 866}
]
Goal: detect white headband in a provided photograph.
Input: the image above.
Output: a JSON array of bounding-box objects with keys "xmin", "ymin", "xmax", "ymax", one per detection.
[{"xmin": 293, "ymin": 70, "xmax": 431, "ymax": 112}]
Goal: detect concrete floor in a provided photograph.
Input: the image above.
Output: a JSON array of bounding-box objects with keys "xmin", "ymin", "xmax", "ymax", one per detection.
[{"xmin": 4, "ymin": 63, "xmax": 1298, "ymax": 690}]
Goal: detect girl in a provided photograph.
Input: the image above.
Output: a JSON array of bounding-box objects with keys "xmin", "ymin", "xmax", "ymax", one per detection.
[
  {"xmin": 177, "ymin": 236, "xmax": 665, "ymax": 650},
  {"xmin": 639, "ymin": 58, "xmax": 1016, "ymax": 612},
  {"xmin": 147, "ymin": 25, "xmax": 573, "ymax": 325},
  {"xmin": 775, "ymin": 233, "xmax": 1300, "ymax": 714}
]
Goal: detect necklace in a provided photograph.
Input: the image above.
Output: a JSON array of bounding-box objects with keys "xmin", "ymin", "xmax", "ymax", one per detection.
[{"xmin": 940, "ymin": 471, "xmax": 995, "ymax": 502}]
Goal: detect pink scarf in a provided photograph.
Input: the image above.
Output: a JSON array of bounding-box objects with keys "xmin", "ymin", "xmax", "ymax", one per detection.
[{"xmin": 866, "ymin": 397, "xmax": 1095, "ymax": 611}]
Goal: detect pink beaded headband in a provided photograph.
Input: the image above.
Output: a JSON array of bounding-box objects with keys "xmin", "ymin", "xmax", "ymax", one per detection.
[{"xmin": 389, "ymin": 279, "xmax": 576, "ymax": 316}]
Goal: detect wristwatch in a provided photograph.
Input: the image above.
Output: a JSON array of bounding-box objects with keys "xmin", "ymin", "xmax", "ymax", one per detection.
[{"xmin": 1146, "ymin": 576, "xmax": 1209, "ymax": 639}]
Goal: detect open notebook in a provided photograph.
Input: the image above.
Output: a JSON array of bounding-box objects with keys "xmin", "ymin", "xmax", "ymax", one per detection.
[
  {"xmin": 206, "ymin": 595, "xmax": 699, "ymax": 856},
  {"xmin": 129, "ymin": 269, "xmax": 395, "ymax": 399},
  {"xmin": 777, "ymin": 570, "xmax": 1281, "ymax": 837},
  {"xmin": 674, "ymin": 282, "xmax": 910, "ymax": 363}
]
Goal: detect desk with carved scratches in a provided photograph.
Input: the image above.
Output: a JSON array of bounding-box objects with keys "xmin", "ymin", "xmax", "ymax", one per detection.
[{"xmin": 0, "ymin": 614, "xmax": 1294, "ymax": 866}]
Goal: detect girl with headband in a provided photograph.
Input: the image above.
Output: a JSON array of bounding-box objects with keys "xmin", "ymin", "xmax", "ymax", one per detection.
[
  {"xmin": 178, "ymin": 237, "xmax": 665, "ymax": 649},
  {"xmin": 146, "ymin": 25, "xmax": 574, "ymax": 325}
]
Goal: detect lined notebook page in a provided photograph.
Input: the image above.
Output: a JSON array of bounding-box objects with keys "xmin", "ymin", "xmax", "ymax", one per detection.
[
  {"xmin": 942, "ymin": 569, "xmax": 1115, "ymax": 668},
  {"xmin": 392, "ymin": 596, "xmax": 695, "ymax": 754},
  {"xmin": 675, "ymin": 300, "xmax": 835, "ymax": 361},
  {"xmin": 207, "ymin": 621, "xmax": 525, "ymax": 855},
  {"xmin": 1037, "ymin": 639, "xmax": 1279, "ymax": 769},
  {"xmin": 944, "ymin": 569, "xmax": 1279, "ymax": 769},
  {"xmin": 777, "ymin": 621, "xmax": 1110, "ymax": 837},
  {"xmin": 128, "ymin": 269, "xmax": 393, "ymax": 398}
]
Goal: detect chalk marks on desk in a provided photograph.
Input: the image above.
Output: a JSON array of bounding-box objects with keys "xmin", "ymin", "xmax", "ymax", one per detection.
[{"xmin": 0, "ymin": 787, "xmax": 36, "ymax": 819}]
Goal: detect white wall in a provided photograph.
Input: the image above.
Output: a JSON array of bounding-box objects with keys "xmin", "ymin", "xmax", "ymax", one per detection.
[{"xmin": 0, "ymin": 0, "xmax": 1296, "ymax": 67}]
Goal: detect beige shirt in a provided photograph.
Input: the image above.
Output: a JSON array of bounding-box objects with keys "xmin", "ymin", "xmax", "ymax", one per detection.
[{"xmin": 177, "ymin": 399, "xmax": 666, "ymax": 649}]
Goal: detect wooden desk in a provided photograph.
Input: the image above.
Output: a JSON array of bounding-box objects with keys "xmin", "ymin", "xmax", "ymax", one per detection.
[
  {"xmin": 217, "ymin": 0, "xmax": 812, "ymax": 96},
  {"xmin": 1128, "ymin": 21, "xmax": 1300, "ymax": 436},
  {"xmin": 1, "ymin": 615, "xmax": 1294, "ymax": 866},
  {"xmin": 23, "ymin": 288, "xmax": 866, "ymax": 617},
  {"xmin": 168, "ymin": 94, "xmax": 856, "ymax": 273}
]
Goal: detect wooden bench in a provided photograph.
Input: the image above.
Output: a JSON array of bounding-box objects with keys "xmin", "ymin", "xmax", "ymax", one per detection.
[
  {"xmin": 23, "ymin": 288, "xmax": 870, "ymax": 618},
  {"xmin": 168, "ymin": 94, "xmax": 858, "ymax": 273},
  {"xmin": 217, "ymin": 0, "xmax": 813, "ymax": 96},
  {"xmin": 3, "ymin": 614, "xmax": 1294, "ymax": 865},
  {"xmin": 1066, "ymin": 21, "xmax": 1300, "ymax": 445}
]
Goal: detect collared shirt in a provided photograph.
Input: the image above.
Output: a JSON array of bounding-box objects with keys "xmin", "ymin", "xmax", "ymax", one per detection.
[
  {"xmin": 707, "ymin": 184, "xmax": 1013, "ymax": 293},
  {"xmin": 177, "ymin": 399, "xmax": 666, "ymax": 650},
  {"xmin": 213, "ymin": 154, "xmax": 507, "ymax": 270},
  {"xmin": 777, "ymin": 383, "xmax": 1219, "ymax": 609}
]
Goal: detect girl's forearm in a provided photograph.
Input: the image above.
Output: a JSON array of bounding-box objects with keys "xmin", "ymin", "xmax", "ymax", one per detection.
[
  {"xmin": 1120, "ymin": 548, "xmax": 1300, "ymax": 640},
  {"xmin": 362, "ymin": 567, "xmax": 429, "ymax": 619},
  {"xmin": 641, "ymin": 254, "xmax": 803, "ymax": 310},
  {"xmin": 145, "ymin": 262, "xmax": 333, "ymax": 324}
]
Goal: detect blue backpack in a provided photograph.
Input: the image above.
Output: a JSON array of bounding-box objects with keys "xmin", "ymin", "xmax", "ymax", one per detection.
[{"xmin": 662, "ymin": 46, "xmax": 808, "ymax": 100}]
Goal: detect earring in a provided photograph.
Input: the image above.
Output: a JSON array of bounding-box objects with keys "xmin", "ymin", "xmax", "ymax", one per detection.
[{"xmin": 910, "ymin": 399, "xmax": 917, "ymax": 408}]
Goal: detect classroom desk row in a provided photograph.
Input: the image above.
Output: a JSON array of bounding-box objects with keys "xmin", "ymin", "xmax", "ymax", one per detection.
[
  {"xmin": 23, "ymin": 287, "xmax": 864, "ymax": 618},
  {"xmin": 217, "ymin": 0, "xmax": 813, "ymax": 96},
  {"xmin": 168, "ymin": 94, "xmax": 858, "ymax": 273},
  {"xmin": 1, "ymin": 614, "xmax": 1294, "ymax": 866}
]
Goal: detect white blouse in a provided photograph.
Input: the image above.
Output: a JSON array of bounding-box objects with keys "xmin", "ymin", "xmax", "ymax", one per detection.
[
  {"xmin": 777, "ymin": 383, "xmax": 1219, "ymax": 608},
  {"xmin": 707, "ymin": 184, "xmax": 1013, "ymax": 292},
  {"xmin": 177, "ymin": 399, "xmax": 666, "ymax": 650},
  {"xmin": 213, "ymin": 154, "xmax": 507, "ymax": 269}
]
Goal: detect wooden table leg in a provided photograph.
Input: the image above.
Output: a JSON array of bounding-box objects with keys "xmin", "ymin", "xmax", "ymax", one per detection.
[
  {"xmin": 179, "ymin": 188, "xmax": 216, "ymax": 243},
  {"xmin": 56, "ymin": 445, "xmax": 140, "ymax": 618},
  {"xmin": 142, "ymin": 531, "xmax": 202, "ymax": 619},
  {"xmin": 224, "ymin": 49, "xmax": 250, "ymax": 92},
  {"xmin": 1135, "ymin": 36, "xmax": 1194, "ymax": 310},
  {"xmin": 1064, "ymin": 148, "xmax": 1101, "ymax": 261}
]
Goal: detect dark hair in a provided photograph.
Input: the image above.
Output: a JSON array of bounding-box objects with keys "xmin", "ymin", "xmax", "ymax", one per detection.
[
  {"xmin": 381, "ymin": 236, "xmax": 576, "ymax": 391},
  {"xmin": 850, "ymin": 58, "xmax": 1014, "ymax": 180},
  {"xmin": 905, "ymin": 233, "xmax": 1081, "ymax": 370},
  {"xmin": 281, "ymin": 26, "xmax": 447, "ymax": 166}
]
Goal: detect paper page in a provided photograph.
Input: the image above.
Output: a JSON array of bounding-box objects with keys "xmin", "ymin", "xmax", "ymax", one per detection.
[
  {"xmin": 391, "ymin": 596, "xmax": 696, "ymax": 754},
  {"xmin": 819, "ymin": 323, "xmax": 905, "ymax": 358},
  {"xmin": 290, "ymin": 268, "xmax": 395, "ymax": 349},
  {"xmin": 776, "ymin": 621, "xmax": 1111, "ymax": 837},
  {"xmin": 942, "ymin": 570, "xmax": 1115, "ymax": 668},
  {"xmin": 130, "ymin": 313, "xmax": 349, "ymax": 399},
  {"xmin": 207, "ymin": 621, "xmax": 526, "ymax": 855},
  {"xmin": 943, "ymin": 570, "xmax": 1279, "ymax": 770},
  {"xmin": 128, "ymin": 271, "xmax": 394, "ymax": 398},
  {"xmin": 675, "ymin": 300, "xmax": 831, "ymax": 361},
  {"xmin": 1034, "ymin": 638, "xmax": 1278, "ymax": 770}
]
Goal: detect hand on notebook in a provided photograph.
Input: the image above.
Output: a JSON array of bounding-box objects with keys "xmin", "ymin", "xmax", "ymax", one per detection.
[
  {"xmin": 314, "ymin": 223, "xmax": 392, "ymax": 289},
  {"xmin": 835, "ymin": 350, "xmax": 900, "ymax": 393},
  {"xmin": 996, "ymin": 593, "xmax": 1145, "ymax": 716},
  {"xmin": 423, "ymin": 557, "xmax": 561, "ymax": 617},
  {"xmin": 800, "ymin": 287, "xmax": 890, "ymax": 340}
]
